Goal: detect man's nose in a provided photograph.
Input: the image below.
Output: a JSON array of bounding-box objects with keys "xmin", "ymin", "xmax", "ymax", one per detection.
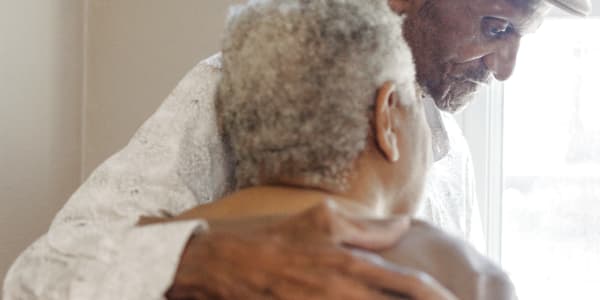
[{"xmin": 483, "ymin": 38, "xmax": 520, "ymax": 81}]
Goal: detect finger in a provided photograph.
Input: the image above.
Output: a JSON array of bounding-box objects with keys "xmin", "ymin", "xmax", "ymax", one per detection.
[
  {"xmin": 168, "ymin": 286, "xmax": 274, "ymax": 300},
  {"xmin": 273, "ymin": 267, "xmax": 408, "ymax": 300},
  {"xmin": 181, "ymin": 240, "xmax": 278, "ymax": 300},
  {"xmin": 339, "ymin": 250, "xmax": 458, "ymax": 300},
  {"xmin": 334, "ymin": 215, "xmax": 411, "ymax": 251},
  {"xmin": 277, "ymin": 243, "xmax": 454, "ymax": 300},
  {"xmin": 196, "ymin": 264, "xmax": 277, "ymax": 300},
  {"xmin": 165, "ymin": 287, "xmax": 214, "ymax": 300},
  {"xmin": 323, "ymin": 273, "xmax": 412, "ymax": 300},
  {"xmin": 206, "ymin": 227, "xmax": 450, "ymax": 300},
  {"xmin": 209, "ymin": 235, "xmax": 390, "ymax": 300}
]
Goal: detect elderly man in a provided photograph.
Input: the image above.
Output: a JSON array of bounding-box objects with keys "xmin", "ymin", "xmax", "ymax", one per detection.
[
  {"xmin": 163, "ymin": 1, "xmax": 518, "ymax": 298},
  {"xmin": 3, "ymin": 0, "xmax": 591, "ymax": 299}
]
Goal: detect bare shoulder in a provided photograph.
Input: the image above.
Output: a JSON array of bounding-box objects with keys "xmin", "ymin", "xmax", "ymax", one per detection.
[{"xmin": 379, "ymin": 220, "xmax": 517, "ymax": 300}]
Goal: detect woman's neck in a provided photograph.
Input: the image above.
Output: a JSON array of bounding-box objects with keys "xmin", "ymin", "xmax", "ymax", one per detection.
[{"xmin": 175, "ymin": 185, "xmax": 382, "ymax": 222}]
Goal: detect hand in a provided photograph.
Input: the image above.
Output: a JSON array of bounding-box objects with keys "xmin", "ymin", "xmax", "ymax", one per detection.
[{"xmin": 165, "ymin": 201, "xmax": 457, "ymax": 300}]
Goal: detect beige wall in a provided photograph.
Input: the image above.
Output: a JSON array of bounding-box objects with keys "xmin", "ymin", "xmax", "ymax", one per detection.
[
  {"xmin": 83, "ymin": 0, "xmax": 243, "ymax": 177},
  {"xmin": 0, "ymin": 0, "xmax": 84, "ymax": 285},
  {"xmin": 1, "ymin": 0, "xmax": 243, "ymax": 285}
]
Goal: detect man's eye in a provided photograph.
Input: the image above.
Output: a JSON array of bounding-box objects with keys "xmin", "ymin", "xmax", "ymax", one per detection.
[{"xmin": 482, "ymin": 17, "xmax": 513, "ymax": 38}]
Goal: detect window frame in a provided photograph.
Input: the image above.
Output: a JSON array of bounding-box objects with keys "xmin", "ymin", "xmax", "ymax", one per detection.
[{"xmin": 455, "ymin": 82, "xmax": 505, "ymax": 263}]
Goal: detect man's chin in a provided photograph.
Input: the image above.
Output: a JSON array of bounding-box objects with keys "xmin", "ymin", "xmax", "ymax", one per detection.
[{"xmin": 434, "ymin": 90, "xmax": 477, "ymax": 113}]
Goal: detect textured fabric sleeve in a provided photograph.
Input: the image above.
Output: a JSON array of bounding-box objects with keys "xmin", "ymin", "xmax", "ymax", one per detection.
[
  {"xmin": 3, "ymin": 54, "xmax": 232, "ymax": 300},
  {"xmin": 4, "ymin": 221, "xmax": 206, "ymax": 300},
  {"xmin": 70, "ymin": 221, "xmax": 207, "ymax": 300}
]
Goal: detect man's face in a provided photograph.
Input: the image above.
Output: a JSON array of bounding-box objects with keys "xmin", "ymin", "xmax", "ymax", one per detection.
[{"xmin": 402, "ymin": 0, "xmax": 550, "ymax": 112}]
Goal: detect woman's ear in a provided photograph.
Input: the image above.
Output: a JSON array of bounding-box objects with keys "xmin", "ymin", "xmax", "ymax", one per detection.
[
  {"xmin": 388, "ymin": 0, "xmax": 412, "ymax": 15},
  {"xmin": 375, "ymin": 81, "xmax": 400, "ymax": 162}
]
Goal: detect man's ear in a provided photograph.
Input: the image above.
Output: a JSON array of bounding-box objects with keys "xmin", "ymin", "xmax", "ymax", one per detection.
[
  {"xmin": 375, "ymin": 81, "xmax": 400, "ymax": 163},
  {"xmin": 388, "ymin": 0, "xmax": 412, "ymax": 15}
]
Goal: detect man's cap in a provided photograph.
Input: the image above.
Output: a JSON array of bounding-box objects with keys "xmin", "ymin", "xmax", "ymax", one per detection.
[{"xmin": 546, "ymin": 0, "xmax": 592, "ymax": 16}]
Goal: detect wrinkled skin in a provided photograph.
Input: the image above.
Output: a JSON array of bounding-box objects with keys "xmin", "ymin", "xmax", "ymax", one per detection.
[
  {"xmin": 163, "ymin": 203, "xmax": 457, "ymax": 300},
  {"xmin": 400, "ymin": 0, "xmax": 550, "ymax": 112}
]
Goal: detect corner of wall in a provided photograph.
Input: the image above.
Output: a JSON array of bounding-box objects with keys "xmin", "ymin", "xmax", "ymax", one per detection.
[{"xmin": 80, "ymin": 0, "xmax": 90, "ymax": 183}]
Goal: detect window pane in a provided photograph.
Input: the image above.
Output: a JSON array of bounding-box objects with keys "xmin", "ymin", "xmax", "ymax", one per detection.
[{"xmin": 502, "ymin": 19, "xmax": 600, "ymax": 300}]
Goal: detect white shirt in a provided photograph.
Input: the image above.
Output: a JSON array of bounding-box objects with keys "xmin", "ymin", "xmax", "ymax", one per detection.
[
  {"xmin": 417, "ymin": 110, "xmax": 485, "ymax": 251},
  {"xmin": 3, "ymin": 54, "xmax": 483, "ymax": 299}
]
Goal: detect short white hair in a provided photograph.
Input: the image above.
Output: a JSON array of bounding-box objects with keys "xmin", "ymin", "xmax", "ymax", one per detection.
[{"xmin": 218, "ymin": 0, "xmax": 416, "ymax": 188}]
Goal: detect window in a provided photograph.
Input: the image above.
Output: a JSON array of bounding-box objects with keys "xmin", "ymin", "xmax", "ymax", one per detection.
[{"xmin": 458, "ymin": 17, "xmax": 600, "ymax": 299}]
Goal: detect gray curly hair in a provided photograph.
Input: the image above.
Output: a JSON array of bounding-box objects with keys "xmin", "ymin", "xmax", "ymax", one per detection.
[{"xmin": 218, "ymin": 0, "xmax": 416, "ymax": 189}]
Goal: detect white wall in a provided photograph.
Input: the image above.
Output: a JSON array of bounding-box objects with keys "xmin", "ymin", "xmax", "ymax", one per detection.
[{"xmin": 0, "ymin": 0, "xmax": 84, "ymax": 286}]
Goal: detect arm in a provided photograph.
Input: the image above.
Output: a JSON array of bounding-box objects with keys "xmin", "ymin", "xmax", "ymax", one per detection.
[
  {"xmin": 3, "ymin": 54, "xmax": 454, "ymax": 300},
  {"xmin": 3, "ymin": 55, "xmax": 227, "ymax": 300},
  {"xmin": 165, "ymin": 203, "xmax": 458, "ymax": 300}
]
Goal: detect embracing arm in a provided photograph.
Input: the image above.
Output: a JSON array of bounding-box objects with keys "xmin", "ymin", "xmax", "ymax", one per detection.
[
  {"xmin": 163, "ymin": 202, "xmax": 458, "ymax": 300},
  {"xmin": 3, "ymin": 52, "xmax": 456, "ymax": 299},
  {"xmin": 3, "ymin": 55, "xmax": 227, "ymax": 300}
]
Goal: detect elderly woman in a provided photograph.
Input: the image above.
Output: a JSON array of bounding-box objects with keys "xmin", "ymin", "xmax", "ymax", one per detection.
[
  {"xmin": 181, "ymin": 0, "xmax": 430, "ymax": 222},
  {"xmin": 159, "ymin": 0, "xmax": 515, "ymax": 299}
]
